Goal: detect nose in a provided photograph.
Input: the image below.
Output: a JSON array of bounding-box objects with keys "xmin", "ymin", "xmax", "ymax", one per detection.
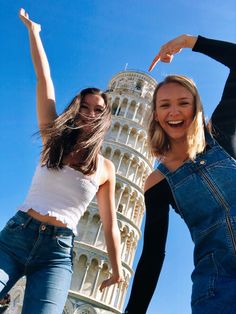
[
  {"xmin": 89, "ymin": 110, "xmax": 96, "ymax": 117},
  {"xmin": 169, "ymin": 105, "xmax": 180, "ymax": 116}
]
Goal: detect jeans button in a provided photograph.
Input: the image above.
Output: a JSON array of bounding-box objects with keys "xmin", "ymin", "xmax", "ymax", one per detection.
[
  {"xmin": 41, "ymin": 224, "xmax": 46, "ymax": 231},
  {"xmin": 200, "ymin": 160, "xmax": 206, "ymax": 165}
]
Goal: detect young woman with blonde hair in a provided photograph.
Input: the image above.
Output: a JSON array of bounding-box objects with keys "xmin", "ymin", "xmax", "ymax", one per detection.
[
  {"xmin": 125, "ymin": 34, "xmax": 236, "ymax": 313},
  {"xmin": 0, "ymin": 9, "xmax": 123, "ymax": 314}
]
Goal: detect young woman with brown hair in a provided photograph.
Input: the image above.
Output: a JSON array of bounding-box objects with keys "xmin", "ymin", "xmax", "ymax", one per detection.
[{"xmin": 0, "ymin": 9, "xmax": 123, "ymax": 314}]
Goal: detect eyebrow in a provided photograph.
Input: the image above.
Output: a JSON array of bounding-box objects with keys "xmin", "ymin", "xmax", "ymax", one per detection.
[
  {"xmin": 158, "ymin": 97, "xmax": 193, "ymax": 102},
  {"xmin": 81, "ymin": 102, "xmax": 104, "ymax": 107}
]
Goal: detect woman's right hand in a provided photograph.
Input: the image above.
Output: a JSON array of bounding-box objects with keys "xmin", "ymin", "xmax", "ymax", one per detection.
[
  {"xmin": 99, "ymin": 274, "xmax": 124, "ymax": 292},
  {"xmin": 19, "ymin": 8, "xmax": 41, "ymax": 32}
]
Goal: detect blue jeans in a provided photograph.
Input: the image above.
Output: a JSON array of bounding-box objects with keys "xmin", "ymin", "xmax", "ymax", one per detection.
[{"xmin": 0, "ymin": 211, "xmax": 74, "ymax": 314}]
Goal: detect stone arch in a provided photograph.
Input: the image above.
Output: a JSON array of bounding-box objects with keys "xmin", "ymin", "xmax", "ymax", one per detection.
[
  {"xmin": 119, "ymin": 152, "xmax": 130, "ymax": 176},
  {"xmin": 112, "ymin": 149, "xmax": 122, "ymax": 171},
  {"xmin": 126, "ymin": 156, "xmax": 138, "ymax": 182},
  {"xmin": 119, "ymin": 98, "xmax": 128, "ymax": 116},
  {"xmin": 120, "ymin": 224, "xmax": 129, "ymax": 239},
  {"xmin": 82, "ymin": 258, "xmax": 99, "ymax": 296},
  {"xmin": 112, "ymin": 121, "xmax": 121, "ymax": 139},
  {"xmin": 124, "ymin": 230, "xmax": 135, "ymax": 263},
  {"xmin": 77, "ymin": 211, "xmax": 90, "ymax": 240},
  {"xmin": 111, "ymin": 96, "xmax": 120, "ymax": 115},
  {"xmin": 135, "ymin": 131, "xmax": 146, "ymax": 152},
  {"xmin": 126, "ymin": 127, "xmax": 137, "ymax": 147},
  {"xmin": 135, "ymin": 103, "xmax": 144, "ymax": 123},
  {"xmin": 136, "ymin": 79, "xmax": 144, "ymax": 91},
  {"xmin": 71, "ymin": 254, "xmax": 88, "ymax": 291},
  {"xmin": 119, "ymin": 185, "xmax": 131, "ymax": 209},
  {"xmin": 74, "ymin": 304, "xmax": 97, "ymax": 314},
  {"xmin": 63, "ymin": 298, "xmax": 74, "ymax": 314},
  {"xmin": 86, "ymin": 214, "xmax": 100, "ymax": 245},
  {"xmin": 132, "ymin": 199, "xmax": 142, "ymax": 224},
  {"xmin": 119, "ymin": 124, "xmax": 129, "ymax": 144},
  {"xmin": 134, "ymin": 161, "xmax": 145, "ymax": 186},
  {"xmin": 141, "ymin": 167, "xmax": 149, "ymax": 190},
  {"xmin": 125, "ymin": 190, "xmax": 138, "ymax": 218},
  {"xmin": 126, "ymin": 100, "xmax": 136, "ymax": 119},
  {"xmin": 103, "ymin": 146, "xmax": 112, "ymax": 159}
]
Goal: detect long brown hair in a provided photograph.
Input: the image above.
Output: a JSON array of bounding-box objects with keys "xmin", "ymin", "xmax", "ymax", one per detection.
[
  {"xmin": 148, "ymin": 75, "xmax": 207, "ymax": 160},
  {"xmin": 40, "ymin": 88, "xmax": 111, "ymax": 175}
]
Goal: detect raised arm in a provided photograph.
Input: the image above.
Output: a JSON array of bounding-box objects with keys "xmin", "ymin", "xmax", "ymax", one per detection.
[
  {"xmin": 19, "ymin": 9, "xmax": 57, "ymax": 136},
  {"xmin": 96, "ymin": 159, "xmax": 123, "ymax": 291}
]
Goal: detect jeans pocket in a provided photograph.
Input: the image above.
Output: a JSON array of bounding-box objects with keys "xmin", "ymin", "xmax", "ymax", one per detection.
[
  {"xmin": 56, "ymin": 235, "xmax": 73, "ymax": 249},
  {"xmin": 191, "ymin": 253, "xmax": 217, "ymax": 306},
  {"xmin": 4, "ymin": 217, "xmax": 24, "ymax": 231}
]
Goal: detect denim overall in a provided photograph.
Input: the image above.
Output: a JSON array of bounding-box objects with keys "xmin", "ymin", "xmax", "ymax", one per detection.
[{"xmin": 158, "ymin": 134, "xmax": 236, "ymax": 314}]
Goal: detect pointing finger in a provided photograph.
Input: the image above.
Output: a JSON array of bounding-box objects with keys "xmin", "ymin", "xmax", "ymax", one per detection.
[{"xmin": 148, "ymin": 53, "xmax": 160, "ymax": 72}]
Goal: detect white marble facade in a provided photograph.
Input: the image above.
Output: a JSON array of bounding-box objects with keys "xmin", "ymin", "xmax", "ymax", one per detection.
[{"xmin": 6, "ymin": 70, "xmax": 157, "ymax": 314}]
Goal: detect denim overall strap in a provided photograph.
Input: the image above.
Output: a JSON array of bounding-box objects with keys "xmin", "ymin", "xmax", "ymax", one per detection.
[
  {"xmin": 205, "ymin": 131, "xmax": 217, "ymax": 147},
  {"xmin": 157, "ymin": 131, "xmax": 216, "ymax": 178},
  {"xmin": 157, "ymin": 162, "xmax": 171, "ymax": 177}
]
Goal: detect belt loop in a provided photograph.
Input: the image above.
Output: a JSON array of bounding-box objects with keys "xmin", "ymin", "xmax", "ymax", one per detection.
[
  {"xmin": 52, "ymin": 225, "xmax": 58, "ymax": 236},
  {"xmin": 23, "ymin": 217, "xmax": 33, "ymax": 228}
]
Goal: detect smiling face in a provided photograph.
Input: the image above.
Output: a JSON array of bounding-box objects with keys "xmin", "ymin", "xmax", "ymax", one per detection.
[
  {"xmin": 79, "ymin": 94, "xmax": 106, "ymax": 118},
  {"xmin": 155, "ymin": 82, "xmax": 195, "ymax": 143}
]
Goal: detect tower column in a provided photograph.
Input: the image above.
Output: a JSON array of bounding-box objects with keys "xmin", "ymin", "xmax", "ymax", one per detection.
[{"xmin": 79, "ymin": 262, "xmax": 90, "ymax": 292}]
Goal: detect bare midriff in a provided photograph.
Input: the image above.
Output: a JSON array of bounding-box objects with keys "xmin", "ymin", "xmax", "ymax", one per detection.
[{"xmin": 27, "ymin": 208, "xmax": 68, "ymax": 227}]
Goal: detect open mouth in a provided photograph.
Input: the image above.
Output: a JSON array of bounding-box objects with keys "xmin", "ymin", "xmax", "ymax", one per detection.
[{"xmin": 167, "ymin": 120, "xmax": 184, "ymax": 128}]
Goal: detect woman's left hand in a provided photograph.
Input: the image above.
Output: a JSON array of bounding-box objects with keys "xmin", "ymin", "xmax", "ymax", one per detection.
[
  {"xmin": 148, "ymin": 34, "xmax": 197, "ymax": 71},
  {"xmin": 99, "ymin": 275, "xmax": 124, "ymax": 292}
]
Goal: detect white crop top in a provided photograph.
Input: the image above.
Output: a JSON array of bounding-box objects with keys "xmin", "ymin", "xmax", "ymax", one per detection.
[{"xmin": 18, "ymin": 155, "xmax": 104, "ymax": 235}]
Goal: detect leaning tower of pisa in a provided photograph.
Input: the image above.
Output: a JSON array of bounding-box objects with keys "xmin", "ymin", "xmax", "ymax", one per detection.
[
  {"xmin": 5, "ymin": 70, "xmax": 157, "ymax": 314},
  {"xmin": 64, "ymin": 70, "xmax": 157, "ymax": 314}
]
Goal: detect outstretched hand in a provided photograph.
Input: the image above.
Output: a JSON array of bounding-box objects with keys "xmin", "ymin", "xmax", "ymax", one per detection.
[
  {"xmin": 19, "ymin": 8, "xmax": 41, "ymax": 32},
  {"xmin": 148, "ymin": 34, "xmax": 197, "ymax": 71},
  {"xmin": 99, "ymin": 275, "xmax": 124, "ymax": 292}
]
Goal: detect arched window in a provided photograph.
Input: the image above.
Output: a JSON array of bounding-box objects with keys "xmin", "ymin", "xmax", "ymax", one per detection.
[{"xmin": 136, "ymin": 79, "xmax": 143, "ymax": 91}]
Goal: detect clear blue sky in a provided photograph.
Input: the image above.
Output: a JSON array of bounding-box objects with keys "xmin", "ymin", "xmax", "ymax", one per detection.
[{"xmin": 0, "ymin": 1, "xmax": 235, "ymax": 313}]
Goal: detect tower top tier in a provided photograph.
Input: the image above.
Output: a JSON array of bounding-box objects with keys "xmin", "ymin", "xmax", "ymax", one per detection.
[{"xmin": 108, "ymin": 70, "xmax": 157, "ymax": 102}]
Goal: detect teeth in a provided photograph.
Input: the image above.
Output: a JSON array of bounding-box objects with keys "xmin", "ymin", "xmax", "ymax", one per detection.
[{"xmin": 168, "ymin": 120, "xmax": 183, "ymax": 124}]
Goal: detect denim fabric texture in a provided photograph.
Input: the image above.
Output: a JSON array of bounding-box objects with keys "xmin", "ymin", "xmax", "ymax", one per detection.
[
  {"xmin": 0, "ymin": 210, "xmax": 74, "ymax": 314},
  {"xmin": 158, "ymin": 133, "xmax": 236, "ymax": 313}
]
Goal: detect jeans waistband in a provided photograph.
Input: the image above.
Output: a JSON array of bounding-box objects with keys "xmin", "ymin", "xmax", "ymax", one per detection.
[{"xmin": 15, "ymin": 210, "xmax": 74, "ymax": 236}]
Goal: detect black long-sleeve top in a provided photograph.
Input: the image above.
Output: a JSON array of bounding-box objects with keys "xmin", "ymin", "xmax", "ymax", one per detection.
[{"xmin": 125, "ymin": 36, "xmax": 236, "ymax": 314}]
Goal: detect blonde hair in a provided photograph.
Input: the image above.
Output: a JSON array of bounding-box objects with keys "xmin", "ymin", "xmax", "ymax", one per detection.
[
  {"xmin": 40, "ymin": 88, "xmax": 111, "ymax": 175},
  {"xmin": 148, "ymin": 75, "xmax": 207, "ymax": 160}
]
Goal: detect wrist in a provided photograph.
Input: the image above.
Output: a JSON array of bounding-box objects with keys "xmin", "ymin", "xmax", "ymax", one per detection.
[
  {"xmin": 112, "ymin": 270, "xmax": 123, "ymax": 282},
  {"xmin": 28, "ymin": 24, "xmax": 41, "ymax": 34},
  {"xmin": 184, "ymin": 34, "xmax": 197, "ymax": 48}
]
